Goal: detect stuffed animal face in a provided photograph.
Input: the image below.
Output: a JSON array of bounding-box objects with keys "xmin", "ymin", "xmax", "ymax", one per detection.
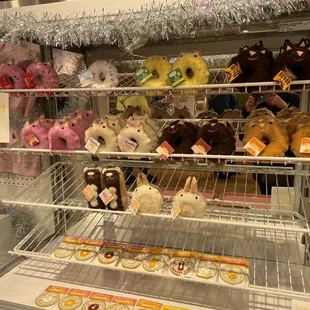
[{"xmin": 101, "ymin": 168, "xmax": 120, "ymax": 186}]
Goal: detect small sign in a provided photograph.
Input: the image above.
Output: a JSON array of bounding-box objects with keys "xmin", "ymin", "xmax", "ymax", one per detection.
[
  {"xmin": 85, "ymin": 137, "xmax": 100, "ymax": 154},
  {"xmin": 0, "ymin": 76, "xmax": 13, "ymax": 89},
  {"xmin": 78, "ymin": 70, "xmax": 96, "ymax": 87},
  {"xmin": 225, "ymin": 62, "xmax": 242, "ymax": 83},
  {"xmin": 300, "ymin": 137, "xmax": 310, "ymax": 154},
  {"xmin": 291, "ymin": 299, "xmax": 310, "ymax": 310},
  {"xmin": 82, "ymin": 184, "xmax": 96, "ymax": 202},
  {"xmin": 0, "ymin": 94, "xmax": 10, "ymax": 143},
  {"xmin": 136, "ymin": 66, "xmax": 153, "ymax": 84},
  {"xmin": 156, "ymin": 141, "xmax": 175, "ymax": 160},
  {"xmin": 24, "ymin": 72, "xmax": 36, "ymax": 88},
  {"xmin": 168, "ymin": 68, "xmax": 185, "ymax": 87},
  {"xmin": 244, "ymin": 137, "xmax": 266, "ymax": 157},
  {"xmin": 99, "ymin": 188, "xmax": 114, "ymax": 205},
  {"xmin": 129, "ymin": 198, "xmax": 140, "ymax": 216},
  {"xmin": 273, "ymin": 66, "xmax": 296, "ymax": 90},
  {"xmin": 25, "ymin": 132, "xmax": 40, "ymax": 147},
  {"xmin": 122, "ymin": 138, "xmax": 138, "ymax": 152},
  {"xmin": 171, "ymin": 202, "xmax": 181, "ymax": 220},
  {"xmin": 191, "ymin": 138, "xmax": 211, "ymax": 155}
]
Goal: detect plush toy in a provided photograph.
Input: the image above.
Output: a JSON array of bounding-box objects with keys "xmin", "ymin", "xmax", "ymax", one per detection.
[
  {"xmin": 171, "ymin": 107, "xmax": 192, "ymax": 119},
  {"xmin": 84, "ymin": 167, "xmax": 103, "ymax": 209},
  {"xmin": 21, "ymin": 120, "xmax": 49, "ymax": 149}
]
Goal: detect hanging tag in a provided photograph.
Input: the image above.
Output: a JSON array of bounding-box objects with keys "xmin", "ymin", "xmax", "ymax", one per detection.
[
  {"xmin": 85, "ymin": 137, "xmax": 100, "ymax": 154},
  {"xmin": 244, "ymin": 137, "xmax": 266, "ymax": 156},
  {"xmin": 136, "ymin": 66, "xmax": 153, "ymax": 84},
  {"xmin": 168, "ymin": 68, "xmax": 185, "ymax": 87},
  {"xmin": 82, "ymin": 185, "xmax": 96, "ymax": 201},
  {"xmin": 121, "ymin": 138, "xmax": 138, "ymax": 152},
  {"xmin": 225, "ymin": 62, "xmax": 242, "ymax": 83},
  {"xmin": 0, "ymin": 76, "xmax": 14, "ymax": 89},
  {"xmin": 78, "ymin": 70, "xmax": 96, "ymax": 87},
  {"xmin": 129, "ymin": 198, "xmax": 140, "ymax": 216},
  {"xmin": 171, "ymin": 202, "xmax": 181, "ymax": 220},
  {"xmin": 191, "ymin": 138, "xmax": 211, "ymax": 155},
  {"xmin": 156, "ymin": 141, "xmax": 174, "ymax": 160},
  {"xmin": 24, "ymin": 72, "xmax": 36, "ymax": 88},
  {"xmin": 0, "ymin": 94, "xmax": 10, "ymax": 143},
  {"xmin": 99, "ymin": 188, "xmax": 114, "ymax": 205},
  {"xmin": 273, "ymin": 66, "xmax": 296, "ymax": 90},
  {"xmin": 25, "ymin": 132, "xmax": 40, "ymax": 146},
  {"xmin": 300, "ymin": 137, "xmax": 310, "ymax": 154}
]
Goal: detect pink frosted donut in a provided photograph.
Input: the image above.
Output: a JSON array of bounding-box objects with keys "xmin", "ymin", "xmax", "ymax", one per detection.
[
  {"xmin": 0, "ymin": 64, "xmax": 26, "ymax": 89},
  {"xmin": 48, "ymin": 121, "xmax": 81, "ymax": 150},
  {"xmin": 39, "ymin": 116, "xmax": 55, "ymax": 131},
  {"xmin": 68, "ymin": 117, "xmax": 85, "ymax": 143},
  {"xmin": 26, "ymin": 61, "xmax": 59, "ymax": 89},
  {"xmin": 17, "ymin": 60, "xmax": 33, "ymax": 72},
  {"xmin": 21, "ymin": 121, "xmax": 49, "ymax": 149}
]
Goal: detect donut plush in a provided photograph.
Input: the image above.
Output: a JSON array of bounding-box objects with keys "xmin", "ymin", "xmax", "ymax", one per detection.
[
  {"xmin": 286, "ymin": 112, "xmax": 310, "ymax": 136},
  {"xmin": 85, "ymin": 120, "xmax": 118, "ymax": 152},
  {"xmin": 48, "ymin": 121, "xmax": 81, "ymax": 150},
  {"xmin": 243, "ymin": 116, "xmax": 289, "ymax": 157},
  {"xmin": 221, "ymin": 109, "xmax": 243, "ymax": 119},
  {"xmin": 151, "ymin": 108, "xmax": 171, "ymax": 119},
  {"xmin": 21, "ymin": 121, "xmax": 49, "ymax": 149},
  {"xmin": 197, "ymin": 120, "xmax": 236, "ymax": 156},
  {"xmin": 136, "ymin": 56, "xmax": 171, "ymax": 95},
  {"xmin": 171, "ymin": 107, "xmax": 192, "ymax": 119},
  {"xmin": 38, "ymin": 115, "xmax": 55, "ymax": 131},
  {"xmin": 276, "ymin": 106, "xmax": 300, "ymax": 121},
  {"xmin": 197, "ymin": 110, "xmax": 218, "ymax": 119},
  {"xmin": 0, "ymin": 64, "xmax": 26, "ymax": 89},
  {"xmin": 68, "ymin": 117, "xmax": 87, "ymax": 144},
  {"xmin": 88, "ymin": 60, "xmax": 118, "ymax": 95},
  {"xmin": 248, "ymin": 108, "xmax": 275, "ymax": 119},
  {"xmin": 103, "ymin": 114, "xmax": 122, "ymax": 134},
  {"xmin": 291, "ymin": 124, "xmax": 310, "ymax": 157},
  {"xmin": 172, "ymin": 51, "xmax": 209, "ymax": 94},
  {"xmin": 75, "ymin": 110, "xmax": 94, "ymax": 129},
  {"xmin": 26, "ymin": 61, "xmax": 59, "ymax": 88}
]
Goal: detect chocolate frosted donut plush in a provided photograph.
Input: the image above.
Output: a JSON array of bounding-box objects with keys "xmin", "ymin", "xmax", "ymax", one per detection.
[
  {"xmin": 248, "ymin": 108, "xmax": 275, "ymax": 119},
  {"xmin": 151, "ymin": 108, "xmax": 171, "ymax": 119},
  {"xmin": 243, "ymin": 116, "xmax": 289, "ymax": 157},
  {"xmin": 21, "ymin": 121, "xmax": 49, "ymax": 149},
  {"xmin": 197, "ymin": 110, "xmax": 218, "ymax": 119},
  {"xmin": 159, "ymin": 120, "xmax": 198, "ymax": 154},
  {"xmin": 197, "ymin": 120, "xmax": 236, "ymax": 156},
  {"xmin": 221, "ymin": 109, "xmax": 243, "ymax": 119},
  {"xmin": 171, "ymin": 107, "xmax": 192, "ymax": 119},
  {"xmin": 291, "ymin": 124, "xmax": 310, "ymax": 157},
  {"xmin": 0, "ymin": 64, "xmax": 26, "ymax": 89}
]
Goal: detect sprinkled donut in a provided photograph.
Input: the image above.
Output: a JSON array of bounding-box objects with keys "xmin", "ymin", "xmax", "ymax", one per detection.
[
  {"xmin": 88, "ymin": 60, "xmax": 118, "ymax": 95},
  {"xmin": 21, "ymin": 121, "xmax": 49, "ymax": 149},
  {"xmin": 82, "ymin": 300, "xmax": 106, "ymax": 310},
  {"xmin": 98, "ymin": 248, "xmax": 121, "ymax": 264},
  {"xmin": 0, "ymin": 64, "xmax": 26, "ymax": 89}
]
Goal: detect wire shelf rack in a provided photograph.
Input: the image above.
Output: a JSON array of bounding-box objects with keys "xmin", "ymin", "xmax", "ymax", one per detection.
[
  {"xmin": 3, "ymin": 161, "xmax": 310, "ymax": 233},
  {"xmin": 9, "ymin": 210, "xmax": 310, "ymax": 302}
]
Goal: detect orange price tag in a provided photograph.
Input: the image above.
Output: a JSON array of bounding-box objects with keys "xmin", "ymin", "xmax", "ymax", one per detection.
[
  {"xmin": 129, "ymin": 198, "xmax": 140, "ymax": 216},
  {"xmin": 244, "ymin": 137, "xmax": 266, "ymax": 156},
  {"xmin": 122, "ymin": 138, "xmax": 138, "ymax": 152},
  {"xmin": 191, "ymin": 138, "xmax": 211, "ymax": 155},
  {"xmin": 273, "ymin": 66, "xmax": 296, "ymax": 90},
  {"xmin": 156, "ymin": 141, "xmax": 175, "ymax": 160},
  {"xmin": 300, "ymin": 137, "xmax": 310, "ymax": 154},
  {"xmin": 137, "ymin": 299, "xmax": 162, "ymax": 310},
  {"xmin": 25, "ymin": 132, "xmax": 40, "ymax": 147},
  {"xmin": 171, "ymin": 202, "xmax": 181, "ymax": 220},
  {"xmin": 225, "ymin": 62, "xmax": 242, "ymax": 83}
]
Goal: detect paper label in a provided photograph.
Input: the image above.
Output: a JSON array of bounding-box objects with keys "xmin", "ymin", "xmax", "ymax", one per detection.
[
  {"xmin": 244, "ymin": 137, "xmax": 266, "ymax": 156},
  {"xmin": 171, "ymin": 202, "xmax": 181, "ymax": 220},
  {"xmin": 225, "ymin": 62, "xmax": 242, "ymax": 83},
  {"xmin": 46, "ymin": 285, "xmax": 69, "ymax": 294},
  {"xmin": 25, "ymin": 132, "xmax": 40, "ymax": 147},
  {"xmin": 129, "ymin": 198, "xmax": 140, "ymax": 216},
  {"xmin": 63, "ymin": 236, "xmax": 84, "ymax": 244},
  {"xmin": 168, "ymin": 68, "xmax": 185, "ymax": 87},
  {"xmin": 156, "ymin": 141, "xmax": 175, "ymax": 160},
  {"xmin": 162, "ymin": 306, "xmax": 188, "ymax": 310},
  {"xmin": 83, "ymin": 239, "xmax": 104, "ymax": 246},
  {"xmin": 85, "ymin": 137, "xmax": 100, "ymax": 154},
  {"xmin": 273, "ymin": 66, "xmax": 296, "ymax": 90},
  {"xmin": 191, "ymin": 138, "xmax": 211, "ymax": 155},
  {"xmin": 82, "ymin": 184, "xmax": 96, "ymax": 201},
  {"xmin": 99, "ymin": 188, "xmax": 114, "ymax": 205},
  {"xmin": 0, "ymin": 76, "xmax": 14, "ymax": 89},
  {"xmin": 300, "ymin": 137, "xmax": 310, "ymax": 154},
  {"xmin": 0, "ymin": 94, "xmax": 10, "ymax": 143},
  {"xmin": 291, "ymin": 299, "xmax": 310, "ymax": 310},
  {"xmin": 78, "ymin": 70, "xmax": 95, "ymax": 87},
  {"xmin": 137, "ymin": 299, "xmax": 162, "ymax": 310},
  {"xmin": 136, "ymin": 66, "xmax": 153, "ymax": 84},
  {"xmin": 67, "ymin": 288, "xmax": 91, "ymax": 298},
  {"xmin": 88, "ymin": 292, "xmax": 114, "ymax": 302},
  {"xmin": 122, "ymin": 138, "xmax": 137, "ymax": 152},
  {"xmin": 112, "ymin": 296, "xmax": 137, "ymax": 306},
  {"xmin": 173, "ymin": 250, "xmax": 196, "ymax": 258},
  {"xmin": 24, "ymin": 72, "xmax": 36, "ymax": 88}
]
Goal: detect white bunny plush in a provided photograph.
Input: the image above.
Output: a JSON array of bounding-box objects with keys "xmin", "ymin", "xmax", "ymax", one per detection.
[
  {"xmin": 172, "ymin": 176, "xmax": 207, "ymax": 218},
  {"xmin": 131, "ymin": 173, "xmax": 163, "ymax": 214}
]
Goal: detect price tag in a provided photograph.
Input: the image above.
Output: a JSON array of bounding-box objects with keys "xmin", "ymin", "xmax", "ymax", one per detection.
[
  {"xmin": 300, "ymin": 137, "xmax": 310, "ymax": 154},
  {"xmin": 129, "ymin": 198, "xmax": 140, "ymax": 216},
  {"xmin": 273, "ymin": 66, "xmax": 296, "ymax": 90},
  {"xmin": 244, "ymin": 137, "xmax": 266, "ymax": 156},
  {"xmin": 99, "ymin": 188, "xmax": 114, "ymax": 205},
  {"xmin": 168, "ymin": 68, "xmax": 185, "ymax": 87},
  {"xmin": 24, "ymin": 72, "xmax": 36, "ymax": 88},
  {"xmin": 291, "ymin": 299, "xmax": 310, "ymax": 310},
  {"xmin": 78, "ymin": 70, "xmax": 96, "ymax": 87},
  {"xmin": 85, "ymin": 137, "xmax": 100, "ymax": 154},
  {"xmin": 0, "ymin": 93, "xmax": 10, "ymax": 143},
  {"xmin": 25, "ymin": 132, "xmax": 40, "ymax": 147},
  {"xmin": 121, "ymin": 138, "xmax": 138, "ymax": 152},
  {"xmin": 0, "ymin": 76, "xmax": 13, "ymax": 89},
  {"xmin": 136, "ymin": 66, "xmax": 153, "ymax": 84},
  {"xmin": 82, "ymin": 185, "xmax": 96, "ymax": 201},
  {"xmin": 171, "ymin": 202, "xmax": 181, "ymax": 220},
  {"xmin": 191, "ymin": 138, "xmax": 211, "ymax": 155},
  {"xmin": 225, "ymin": 62, "xmax": 242, "ymax": 83},
  {"xmin": 156, "ymin": 141, "xmax": 174, "ymax": 160}
]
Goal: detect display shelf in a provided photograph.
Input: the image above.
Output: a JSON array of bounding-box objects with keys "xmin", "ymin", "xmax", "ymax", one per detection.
[
  {"xmin": 2, "ymin": 161, "xmax": 310, "ymax": 233},
  {"xmin": 9, "ymin": 211, "xmax": 310, "ymax": 302}
]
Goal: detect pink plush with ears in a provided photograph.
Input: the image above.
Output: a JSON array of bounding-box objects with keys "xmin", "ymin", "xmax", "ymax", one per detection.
[
  {"xmin": 21, "ymin": 121, "xmax": 49, "ymax": 149},
  {"xmin": 48, "ymin": 121, "xmax": 81, "ymax": 150},
  {"xmin": 68, "ymin": 109, "xmax": 80, "ymax": 119},
  {"xmin": 38, "ymin": 115, "xmax": 55, "ymax": 131},
  {"xmin": 68, "ymin": 117, "xmax": 85, "ymax": 143},
  {"xmin": 75, "ymin": 110, "xmax": 94, "ymax": 130}
]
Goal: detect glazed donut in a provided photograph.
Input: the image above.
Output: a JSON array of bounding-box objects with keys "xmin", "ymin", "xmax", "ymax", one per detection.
[
  {"xmin": 197, "ymin": 120, "xmax": 236, "ymax": 156},
  {"xmin": 243, "ymin": 116, "xmax": 289, "ymax": 157},
  {"xmin": 48, "ymin": 121, "xmax": 81, "ymax": 150},
  {"xmin": 151, "ymin": 108, "xmax": 171, "ymax": 119},
  {"xmin": 26, "ymin": 61, "xmax": 59, "ymax": 88},
  {"xmin": 248, "ymin": 108, "xmax": 275, "ymax": 119},
  {"xmin": 21, "ymin": 121, "xmax": 49, "ymax": 149},
  {"xmin": 171, "ymin": 107, "xmax": 192, "ymax": 119},
  {"xmin": 286, "ymin": 113, "xmax": 310, "ymax": 136},
  {"xmin": 291, "ymin": 124, "xmax": 310, "ymax": 157},
  {"xmin": 85, "ymin": 120, "xmax": 118, "ymax": 152},
  {"xmin": 136, "ymin": 56, "xmax": 171, "ymax": 95},
  {"xmin": 172, "ymin": 51, "xmax": 209, "ymax": 94},
  {"xmin": 17, "ymin": 60, "xmax": 33, "ymax": 72},
  {"xmin": 88, "ymin": 60, "xmax": 118, "ymax": 94},
  {"xmin": 0, "ymin": 64, "xmax": 26, "ymax": 89},
  {"xmin": 197, "ymin": 110, "xmax": 218, "ymax": 119},
  {"xmin": 159, "ymin": 120, "xmax": 198, "ymax": 154}
]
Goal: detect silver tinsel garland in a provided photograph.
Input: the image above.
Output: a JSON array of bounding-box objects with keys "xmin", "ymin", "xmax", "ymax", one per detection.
[{"xmin": 0, "ymin": 0, "xmax": 309, "ymax": 53}]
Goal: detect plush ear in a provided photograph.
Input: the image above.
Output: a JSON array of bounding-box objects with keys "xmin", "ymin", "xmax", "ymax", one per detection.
[
  {"xmin": 184, "ymin": 177, "xmax": 192, "ymax": 192},
  {"xmin": 86, "ymin": 110, "xmax": 93, "ymax": 115},
  {"xmin": 280, "ymin": 47, "xmax": 285, "ymax": 55},
  {"xmin": 254, "ymin": 41, "xmax": 263, "ymax": 48},
  {"xmin": 141, "ymin": 173, "xmax": 150, "ymax": 185},
  {"xmin": 190, "ymin": 177, "xmax": 198, "ymax": 194},
  {"xmin": 45, "ymin": 60, "xmax": 53, "ymax": 66},
  {"xmin": 179, "ymin": 51, "xmax": 185, "ymax": 56},
  {"xmin": 32, "ymin": 120, "xmax": 40, "ymax": 126},
  {"xmin": 54, "ymin": 120, "xmax": 60, "ymax": 125},
  {"xmin": 193, "ymin": 50, "xmax": 201, "ymax": 56},
  {"xmin": 240, "ymin": 46, "xmax": 249, "ymax": 52},
  {"xmin": 84, "ymin": 167, "xmax": 89, "ymax": 172},
  {"xmin": 63, "ymin": 121, "xmax": 70, "ymax": 128},
  {"xmin": 8, "ymin": 58, "xmax": 15, "ymax": 65},
  {"xmin": 284, "ymin": 39, "xmax": 292, "ymax": 46},
  {"xmin": 136, "ymin": 173, "xmax": 143, "ymax": 187},
  {"xmin": 298, "ymin": 38, "xmax": 307, "ymax": 48},
  {"xmin": 286, "ymin": 44, "xmax": 293, "ymax": 51},
  {"xmin": 39, "ymin": 114, "xmax": 45, "ymax": 119},
  {"xmin": 25, "ymin": 121, "xmax": 30, "ymax": 126}
]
